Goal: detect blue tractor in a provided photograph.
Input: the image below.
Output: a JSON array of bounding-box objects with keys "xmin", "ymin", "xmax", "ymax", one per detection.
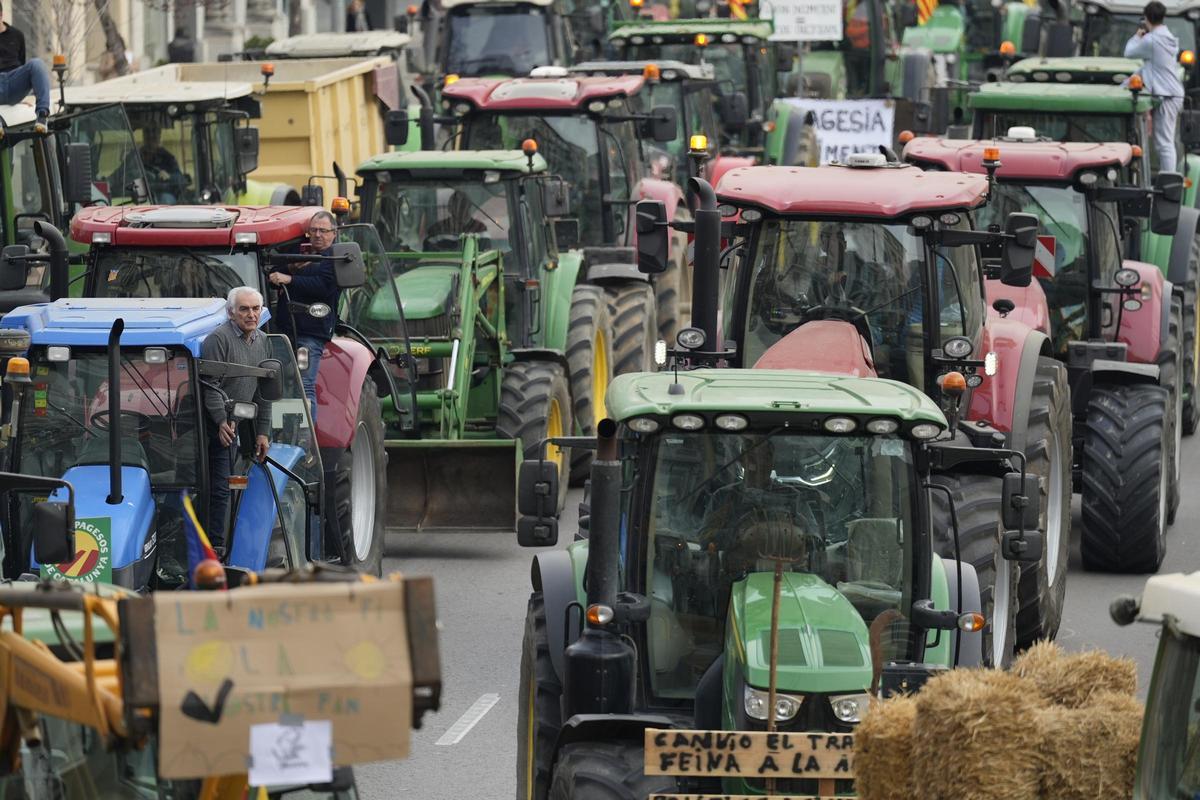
[{"xmin": 0, "ymin": 297, "xmax": 336, "ymax": 589}]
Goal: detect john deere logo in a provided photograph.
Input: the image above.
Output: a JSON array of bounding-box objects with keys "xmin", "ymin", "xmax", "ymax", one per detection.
[{"xmin": 42, "ymin": 518, "xmax": 112, "ymax": 584}]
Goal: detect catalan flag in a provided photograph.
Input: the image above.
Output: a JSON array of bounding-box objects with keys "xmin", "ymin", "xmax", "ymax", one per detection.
[
  {"xmin": 181, "ymin": 491, "xmax": 220, "ymax": 588},
  {"xmin": 917, "ymin": 0, "xmax": 938, "ymax": 24}
]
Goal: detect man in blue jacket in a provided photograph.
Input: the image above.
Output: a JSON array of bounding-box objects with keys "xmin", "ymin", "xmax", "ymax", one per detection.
[
  {"xmin": 269, "ymin": 211, "xmax": 340, "ymax": 422},
  {"xmin": 1126, "ymin": 1, "xmax": 1185, "ymax": 173}
]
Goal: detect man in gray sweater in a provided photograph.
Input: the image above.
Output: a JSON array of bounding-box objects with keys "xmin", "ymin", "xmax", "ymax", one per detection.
[{"xmin": 201, "ymin": 286, "xmax": 272, "ymax": 547}]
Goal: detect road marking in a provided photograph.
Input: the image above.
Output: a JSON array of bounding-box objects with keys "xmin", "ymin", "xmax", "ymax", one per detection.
[{"xmin": 435, "ymin": 693, "xmax": 500, "ymax": 746}]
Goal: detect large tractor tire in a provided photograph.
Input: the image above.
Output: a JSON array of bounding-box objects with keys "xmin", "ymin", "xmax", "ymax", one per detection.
[
  {"xmin": 1157, "ymin": 295, "xmax": 1183, "ymax": 524},
  {"xmin": 929, "ymin": 473, "xmax": 1017, "ymax": 668},
  {"xmin": 567, "ymin": 286, "xmax": 614, "ymax": 485},
  {"xmin": 498, "ymin": 361, "xmax": 573, "ymax": 513},
  {"xmin": 1080, "ymin": 382, "xmax": 1170, "ymax": 573},
  {"xmin": 1014, "ymin": 357, "xmax": 1072, "ymax": 648},
  {"xmin": 1184, "ymin": 234, "xmax": 1200, "ymax": 435},
  {"xmin": 516, "ymin": 593, "xmax": 562, "ymax": 800},
  {"xmin": 605, "ymin": 282, "xmax": 656, "ymax": 375},
  {"xmin": 333, "ymin": 379, "xmax": 386, "ymax": 576},
  {"xmin": 549, "ymin": 741, "xmax": 676, "ymax": 799}
]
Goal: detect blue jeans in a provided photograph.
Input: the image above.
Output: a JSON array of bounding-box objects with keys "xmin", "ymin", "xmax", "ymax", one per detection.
[
  {"xmin": 296, "ymin": 335, "xmax": 326, "ymax": 424},
  {"xmin": 206, "ymin": 432, "xmax": 234, "ymax": 550},
  {"xmin": 0, "ymin": 59, "xmax": 50, "ymax": 116}
]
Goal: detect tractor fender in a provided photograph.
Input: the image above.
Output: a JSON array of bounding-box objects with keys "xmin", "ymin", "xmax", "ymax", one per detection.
[
  {"xmin": 1115, "ymin": 261, "xmax": 1165, "ymax": 365},
  {"xmin": 709, "ymin": 155, "xmax": 756, "ymax": 188},
  {"xmin": 314, "ymin": 336, "xmax": 375, "ymax": 449},
  {"xmin": 531, "ymin": 548, "xmax": 584, "ymax": 683},
  {"xmin": 966, "ymin": 321, "xmax": 1050, "ymax": 435},
  {"xmin": 540, "ymin": 249, "xmax": 585, "ymax": 353},
  {"xmin": 556, "ymin": 713, "xmax": 678, "ymax": 752},
  {"xmin": 1000, "ymin": 326, "xmax": 1053, "ymax": 456},
  {"xmin": 753, "ymin": 319, "xmax": 877, "ymax": 376},
  {"xmin": 1167, "ymin": 205, "xmax": 1199, "ymax": 286},
  {"xmin": 985, "ymin": 277, "xmax": 1051, "ymax": 336},
  {"xmin": 585, "ymin": 262, "xmax": 648, "ymax": 283},
  {"xmin": 1091, "ymin": 360, "xmax": 1160, "ymax": 384},
  {"xmin": 943, "ymin": 558, "xmax": 983, "ymax": 668}
]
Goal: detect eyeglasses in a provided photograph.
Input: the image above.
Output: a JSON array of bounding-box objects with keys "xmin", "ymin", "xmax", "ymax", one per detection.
[{"xmin": 308, "ymin": 227, "xmax": 335, "ymax": 235}]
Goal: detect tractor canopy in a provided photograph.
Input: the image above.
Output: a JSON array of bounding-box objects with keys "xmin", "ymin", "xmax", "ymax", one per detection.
[
  {"xmin": 441, "ymin": 73, "xmax": 645, "ymax": 110},
  {"xmin": 264, "ymin": 30, "xmax": 413, "ymax": 58},
  {"xmin": 71, "ymin": 205, "xmax": 318, "ymax": 249},
  {"xmin": 1004, "ymin": 55, "xmax": 1148, "ymax": 84},
  {"xmin": 905, "ymin": 138, "xmax": 1134, "ymax": 180},
  {"xmin": 970, "ymin": 80, "xmax": 1153, "ymax": 115}
]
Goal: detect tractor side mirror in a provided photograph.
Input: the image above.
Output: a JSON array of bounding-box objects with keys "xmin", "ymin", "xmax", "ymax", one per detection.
[
  {"xmin": 235, "ymin": 127, "xmax": 260, "ymax": 175},
  {"xmin": 1001, "ymin": 471, "xmax": 1040, "ymax": 531},
  {"xmin": 1181, "ymin": 110, "xmax": 1200, "ymax": 148},
  {"xmin": 635, "ymin": 200, "xmax": 669, "ymax": 274},
  {"xmin": 1002, "ymin": 529, "xmax": 1044, "ymax": 562},
  {"xmin": 302, "ymin": 184, "xmax": 325, "ymax": 207},
  {"xmin": 229, "ymin": 401, "xmax": 258, "ymax": 420},
  {"xmin": 554, "ymin": 218, "xmax": 580, "ymax": 250},
  {"xmin": 1152, "ymin": 171, "xmax": 1184, "ymax": 235},
  {"xmin": 33, "ymin": 500, "xmax": 75, "ymax": 566},
  {"xmin": 643, "ymin": 105, "xmax": 678, "ymax": 143},
  {"xmin": 1020, "ymin": 12, "xmax": 1042, "ymax": 55},
  {"xmin": 385, "ymin": 109, "xmax": 410, "ymax": 147},
  {"xmin": 718, "ymin": 92, "xmax": 749, "ymax": 130},
  {"xmin": 64, "ymin": 143, "xmax": 94, "ymax": 206},
  {"xmin": 1000, "ymin": 212, "xmax": 1038, "ymax": 287},
  {"xmin": 257, "ymin": 358, "xmax": 284, "ymax": 402},
  {"xmin": 898, "ymin": 2, "xmax": 918, "ymax": 28},
  {"xmin": 330, "ymin": 242, "xmax": 366, "ymax": 288},
  {"xmin": 517, "ymin": 459, "xmax": 560, "ymax": 547},
  {"xmin": 0, "ymin": 245, "xmax": 29, "ymax": 291},
  {"xmin": 542, "ymin": 177, "xmax": 571, "ymax": 217}
]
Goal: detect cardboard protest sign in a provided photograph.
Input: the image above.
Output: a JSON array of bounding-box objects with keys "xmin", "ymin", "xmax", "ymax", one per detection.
[
  {"xmin": 782, "ymin": 99, "xmax": 895, "ymax": 164},
  {"xmin": 154, "ymin": 581, "xmax": 412, "ymax": 779},
  {"xmin": 761, "ymin": 0, "xmax": 843, "ymax": 41},
  {"xmin": 645, "ymin": 729, "xmax": 855, "ymax": 779}
]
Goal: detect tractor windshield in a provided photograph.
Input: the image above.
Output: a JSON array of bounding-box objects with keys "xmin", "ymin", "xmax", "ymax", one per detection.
[
  {"xmin": 444, "ymin": 6, "xmax": 553, "ymax": 77},
  {"xmin": 735, "ymin": 217, "xmax": 982, "ymax": 389},
  {"xmin": 360, "ymin": 176, "xmax": 512, "ymax": 255},
  {"xmin": 623, "ymin": 42, "xmax": 748, "ymax": 89},
  {"xmin": 66, "ymin": 104, "xmax": 152, "ymax": 208},
  {"xmin": 1083, "ymin": 12, "xmax": 1195, "ymax": 57},
  {"xmin": 642, "ymin": 430, "xmax": 917, "ymax": 699},
  {"xmin": 973, "ymin": 109, "xmax": 1131, "ymax": 144},
  {"xmin": 91, "ymin": 248, "xmax": 258, "ymax": 299},
  {"xmin": 1136, "ymin": 628, "xmax": 1200, "ymax": 798}
]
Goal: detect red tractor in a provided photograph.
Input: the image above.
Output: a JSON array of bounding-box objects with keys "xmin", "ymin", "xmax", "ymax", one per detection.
[
  {"xmin": 689, "ymin": 156, "xmax": 1071, "ymax": 657},
  {"xmin": 68, "ymin": 205, "xmax": 392, "ymax": 575},
  {"xmin": 905, "ymin": 136, "xmax": 1185, "ymax": 575},
  {"xmin": 438, "ymin": 68, "xmax": 691, "ymax": 349}
]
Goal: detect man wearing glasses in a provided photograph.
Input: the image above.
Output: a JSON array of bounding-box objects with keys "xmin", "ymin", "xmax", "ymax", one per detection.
[
  {"xmin": 200, "ymin": 286, "xmax": 273, "ymax": 547},
  {"xmin": 268, "ymin": 210, "xmax": 341, "ymax": 422}
]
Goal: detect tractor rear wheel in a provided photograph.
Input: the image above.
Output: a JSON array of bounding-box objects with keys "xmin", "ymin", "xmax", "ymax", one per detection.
[
  {"xmin": 333, "ymin": 379, "xmax": 386, "ymax": 576},
  {"xmin": 498, "ymin": 361, "xmax": 573, "ymax": 513},
  {"xmin": 516, "ymin": 593, "xmax": 562, "ymax": 800},
  {"xmin": 929, "ymin": 473, "xmax": 1017, "ymax": 668},
  {"xmin": 567, "ymin": 286, "xmax": 613, "ymax": 485},
  {"xmin": 1015, "ymin": 357, "xmax": 1072, "ymax": 648},
  {"xmin": 1081, "ymin": 382, "xmax": 1170, "ymax": 573},
  {"xmin": 1158, "ymin": 295, "xmax": 1183, "ymax": 524},
  {"xmin": 1183, "ymin": 234, "xmax": 1200, "ymax": 435},
  {"xmin": 606, "ymin": 282, "xmax": 656, "ymax": 375},
  {"xmin": 549, "ymin": 742, "xmax": 676, "ymax": 799}
]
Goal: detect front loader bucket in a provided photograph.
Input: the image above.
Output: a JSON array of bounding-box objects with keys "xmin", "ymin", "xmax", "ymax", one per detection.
[{"xmin": 385, "ymin": 440, "xmax": 518, "ymax": 531}]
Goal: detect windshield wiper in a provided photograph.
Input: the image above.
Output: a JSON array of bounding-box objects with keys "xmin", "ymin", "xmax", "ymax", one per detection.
[
  {"xmin": 681, "ymin": 426, "xmax": 786, "ymax": 504},
  {"xmin": 122, "ymin": 358, "xmax": 174, "ymax": 421}
]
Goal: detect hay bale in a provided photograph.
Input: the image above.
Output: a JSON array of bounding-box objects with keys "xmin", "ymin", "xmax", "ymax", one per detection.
[
  {"xmin": 1012, "ymin": 641, "xmax": 1137, "ymax": 708},
  {"xmin": 856, "ymin": 695, "xmax": 917, "ymax": 800},
  {"xmin": 1035, "ymin": 690, "xmax": 1143, "ymax": 800},
  {"xmin": 910, "ymin": 669, "xmax": 1041, "ymax": 800}
]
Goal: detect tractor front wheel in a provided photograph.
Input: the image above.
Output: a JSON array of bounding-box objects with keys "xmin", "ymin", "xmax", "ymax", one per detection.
[
  {"xmin": 549, "ymin": 742, "xmax": 676, "ymax": 800},
  {"xmin": 930, "ymin": 473, "xmax": 1017, "ymax": 668},
  {"xmin": 498, "ymin": 361, "xmax": 573, "ymax": 513},
  {"xmin": 567, "ymin": 286, "xmax": 614, "ymax": 485},
  {"xmin": 1081, "ymin": 382, "xmax": 1170, "ymax": 573},
  {"xmin": 516, "ymin": 593, "xmax": 562, "ymax": 800},
  {"xmin": 333, "ymin": 379, "xmax": 386, "ymax": 576},
  {"xmin": 1157, "ymin": 294, "xmax": 1183, "ymax": 524},
  {"xmin": 606, "ymin": 282, "xmax": 657, "ymax": 375}
]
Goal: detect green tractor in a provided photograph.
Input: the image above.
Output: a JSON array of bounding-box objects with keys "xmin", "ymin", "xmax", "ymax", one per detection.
[
  {"xmin": 1078, "ymin": 0, "xmax": 1200, "ymax": 97},
  {"xmin": 355, "ymin": 147, "xmax": 630, "ymax": 492},
  {"xmin": 970, "ymin": 61, "xmax": 1200, "ymax": 434},
  {"xmin": 512, "ymin": 192, "xmax": 1042, "ymax": 797}
]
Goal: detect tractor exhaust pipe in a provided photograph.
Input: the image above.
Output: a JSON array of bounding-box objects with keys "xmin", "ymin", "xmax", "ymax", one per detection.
[
  {"xmin": 690, "ymin": 177, "xmax": 721, "ymax": 353},
  {"xmin": 34, "ymin": 221, "xmax": 69, "ymax": 302},
  {"xmin": 106, "ymin": 318, "xmax": 124, "ymax": 505},
  {"xmin": 410, "ymin": 84, "xmax": 437, "ymax": 151},
  {"xmin": 584, "ymin": 418, "xmax": 620, "ymax": 610}
]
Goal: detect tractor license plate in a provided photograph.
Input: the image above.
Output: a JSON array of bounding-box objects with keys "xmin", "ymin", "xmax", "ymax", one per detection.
[{"xmin": 644, "ymin": 728, "xmax": 855, "ymax": 790}]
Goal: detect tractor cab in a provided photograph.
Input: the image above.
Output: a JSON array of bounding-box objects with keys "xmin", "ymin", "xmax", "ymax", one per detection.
[
  {"xmin": 1079, "ymin": 0, "xmax": 1200, "ymax": 96},
  {"xmin": 432, "ymin": 0, "xmax": 582, "ymax": 80}
]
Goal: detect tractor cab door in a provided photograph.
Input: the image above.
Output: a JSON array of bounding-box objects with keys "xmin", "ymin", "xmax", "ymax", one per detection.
[{"xmin": 508, "ymin": 179, "xmax": 554, "ymax": 348}]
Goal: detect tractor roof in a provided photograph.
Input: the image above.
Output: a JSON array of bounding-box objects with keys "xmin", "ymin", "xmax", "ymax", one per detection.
[
  {"xmin": 1083, "ymin": 0, "xmax": 1200, "ymax": 12},
  {"xmin": 2, "ymin": 297, "xmax": 233, "ymax": 353},
  {"xmin": 442, "ymin": 74, "xmax": 644, "ymax": 110},
  {"xmin": 569, "ymin": 60, "xmax": 715, "ymax": 81},
  {"xmin": 62, "ymin": 63, "xmax": 256, "ymax": 106},
  {"xmin": 904, "ymin": 138, "xmax": 1133, "ymax": 181},
  {"xmin": 1133, "ymin": 571, "xmax": 1200, "ymax": 637},
  {"xmin": 357, "ymin": 149, "xmax": 548, "ymax": 175},
  {"xmin": 265, "ymin": 31, "xmax": 411, "ymax": 57},
  {"xmin": 1006, "ymin": 55, "xmax": 1142, "ymax": 83},
  {"xmin": 608, "ymin": 18, "xmax": 774, "ymax": 41},
  {"xmin": 606, "ymin": 369, "xmax": 946, "ymax": 426},
  {"xmin": 715, "ymin": 165, "xmax": 990, "ymax": 218},
  {"xmin": 440, "ymin": 0, "xmax": 554, "ymax": 8},
  {"xmin": 969, "ymin": 80, "xmax": 1152, "ymax": 114},
  {"xmin": 0, "ymin": 104, "xmax": 35, "ymax": 128},
  {"xmin": 70, "ymin": 206, "xmax": 320, "ymax": 248}
]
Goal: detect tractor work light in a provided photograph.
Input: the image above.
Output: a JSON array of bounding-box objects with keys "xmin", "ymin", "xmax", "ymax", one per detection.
[
  {"xmin": 654, "ymin": 339, "xmax": 668, "ymax": 366},
  {"xmin": 586, "ymin": 604, "xmax": 614, "ymax": 625},
  {"xmin": 744, "ymin": 686, "xmax": 800, "ymax": 722},
  {"xmin": 824, "ymin": 416, "xmax": 857, "ymax": 434},
  {"xmin": 689, "ymin": 134, "xmax": 708, "ymax": 154},
  {"xmin": 910, "ymin": 215, "xmax": 933, "ymax": 230},
  {"xmin": 91, "ymin": 232, "xmax": 111, "ymax": 244},
  {"xmin": 4, "ymin": 356, "xmax": 30, "ymax": 384},
  {"xmin": 1129, "ymin": 74, "xmax": 1144, "ymax": 91},
  {"xmin": 721, "ymin": 33, "xmax": 737, "ymax": 43},
  {"xmin": 999, "ymin": 40, "xmax": 1016, "ymax": 55},
  {"xmin": 866, "ymin": 418, "xmax": 899, "ymax": 434},
  {"xmin": 453, "ymin": 102, "xmax": 471, "ymax": 115},
  {"xmin": 677, "ymin": 327, "xmax": 706, "ymax": 350},
  {"xmin": 630, "ymin": 35, "xmax": 646, "ymax": 44},
  {"xmin": 741, "ymin": 209, "xmax": 763, "ymax": 222},
  {"xmin": 588, "ymin": 100, "xmax": 607, "ymax": 113},
  {"xmin": 1056, "ymin": 72, "xmax": 1072, "ymax": 82},
  {"xmin": 46, "ymin": 346, "xmax": 70, "ymax": 362},
  {"xmin": 643, "ymin": 63, "xmax": 660, "ymax": 81},
  {"xmin": 1123, "ymin": 298, "xmax": 1143, "ymax": 312},
  {"xmin": 308, "ymin": 303, "xmax": 332, "ymax": 319},
  {"xmin": 143, "ymin": 347, "xmax": 168, "ymax": 364},
  {"xmin": 958, "ymin": 612, "xmax": 986, "ymax": 632},
  {"xmin": 984, "ymin": 351, "xmax": 998, "ymax": 377},
  {"xmin": 672, "ymin": 413, "xmax": 705, "ymax": 431},
  {"xmin": 714, "ymin": 414, "xmax": 748, "ymax": 431},
  {"xmin": 0, "ymin": 329, "xmax": 31, "ymax": 354},
  {"xmin": 233, "ymin": 232, "xmax": 258, "ymax": 245},
  {"xmin": 939, "ymin": 212, "xmax": 961, "ymax": 226},
  {"xmin": 297, "ymin": 347, "xmax": 310, "ymax": 371},
  {"xmin": 1115, "ymin": 268, "xmax": 1140, "ymax": 287},
  {"xmin": 830, "ymin": 693, "xmax": 871, "ymax": 724},
  {"xmin": 942, "ymin": 336, "xmax": 973, "ymax": 359},
  {"xmin": 910, "ymin": 422, "xmax": 941, "ymax": 440},
  {"xmin": 1079, "ymin": 172, "xmax": 1099, "ymax": 186},
  {"xmin": 628, "ymin": 416, "xmax": 660, "ymax": 434},
  {"xmin": 331, "ymin": 196, "xmax": 351, "ymax": 215}
]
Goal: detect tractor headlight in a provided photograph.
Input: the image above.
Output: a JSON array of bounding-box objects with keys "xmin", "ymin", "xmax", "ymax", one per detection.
[
  {"xmin": 744, "ymin": 685, "xmax": 801, "ymax": 722},
  {"xmin": 830, "ymin": 692, "xmax": 872, "ymax": 724}
]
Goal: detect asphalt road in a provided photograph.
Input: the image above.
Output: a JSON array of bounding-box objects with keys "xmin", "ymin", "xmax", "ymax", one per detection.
[{"xmin": 357, "ymin": 438, "xmax": 1200, "ymax": 798}]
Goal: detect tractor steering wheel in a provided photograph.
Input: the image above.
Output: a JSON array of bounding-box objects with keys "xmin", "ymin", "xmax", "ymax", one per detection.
[{"xmin": 90, "ymin": 409, "xmax": 153, "ymax": 435}]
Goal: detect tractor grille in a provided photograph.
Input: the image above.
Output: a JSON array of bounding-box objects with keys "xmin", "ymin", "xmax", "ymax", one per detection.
[
  {"xmin": 760, "ymin": 629, "xmax": 807, "ymax": 666},
  {"xmin": 406, "ymin": 313, "xmax": 451, "ymax": 339},
  {"xmin": 817, "ymin": 629, "xmax": 864, "ymax": 667}
]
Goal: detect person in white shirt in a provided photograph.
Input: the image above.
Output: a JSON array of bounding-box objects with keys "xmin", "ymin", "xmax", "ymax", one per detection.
[{"xmin": 1126, "ymin": 1, "xmax": 1186, "ymax": 172}]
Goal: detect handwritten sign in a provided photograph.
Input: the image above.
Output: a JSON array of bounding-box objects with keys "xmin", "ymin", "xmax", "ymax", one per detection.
[
  {"xmin": 645, "ymin": 729, "xmax": 855, "ymax": 779},
  {"xmin": 249, "ymin": 719, "xmax": 333, "ymax": 786},
  {"xmin": 155, "ymin": 581, "xmax": 413, "ymax": 779},
  {"xmin": 782, "ymin": 99, "xmax": 895, "ymax": 164},
  {"xmin": 761, "ymin": 0, "xmax": 843, "ymax": 41}
]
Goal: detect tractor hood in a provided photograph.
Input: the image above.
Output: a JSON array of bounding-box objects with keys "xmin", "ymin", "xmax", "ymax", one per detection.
[
  {"xmin": 730, "ymin": 572, "xmax": 872, "ymax": 694},
  {"xmin": 393, "ymin": 265, "xmax": 459, "ymax": 321}
]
